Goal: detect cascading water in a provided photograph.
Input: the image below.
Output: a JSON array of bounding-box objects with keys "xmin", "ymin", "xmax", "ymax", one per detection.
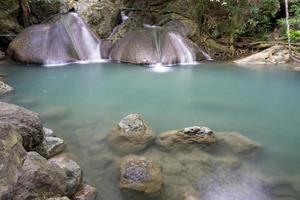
[
  {"xmin": 168, "ymin": 32, "xmax": 195, "ymax": 64},
  {"xmin": 8, "ymin": 13, "xmax": 103, "ymax": 66}
]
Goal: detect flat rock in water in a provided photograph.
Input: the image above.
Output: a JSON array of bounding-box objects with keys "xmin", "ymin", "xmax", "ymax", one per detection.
[
  {"xmin": 119, "ymin": 155, "xmax": 164, "ymax": 194},
  {"xmin": 156, "ymin": 126, "xmax": 216, "ymax": 150},
  {"xmin": 107, "ymin": 114, "xmax": 155, "ymax": 154},
  {"xmin": 215, "ymin": 132, "xmax": 261, "ymax": 157},
  {"xmin": 49, "ymin": 155, "xmax": 83, "ymax": 197},
  {"xmin": 0, "ymin": 102, "xmax": 46, "ymax": 155},
  {"xmin": 72, "ymin": 183, "xmax": 98, "ymax": 200}
]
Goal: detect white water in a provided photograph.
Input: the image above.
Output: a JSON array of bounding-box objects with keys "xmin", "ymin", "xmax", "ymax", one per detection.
[{"xmin": 169, "ymin": 32, "xmax": 194, "ymax": 64}]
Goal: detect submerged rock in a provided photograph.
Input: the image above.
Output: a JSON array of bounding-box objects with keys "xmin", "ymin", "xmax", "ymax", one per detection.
[
  {"xmin": 49, "ymin": 155, "xmax": 83, "ymax": 196},
  {"xmin": 109, "ymin": 27, "xmax": 207, "ymax": 65},
  {"xmin": 234, "ymin": 45, "xmax": 290, "ymax": 65},
  {"xmin": 107, "ymin": 114, "xmax": 155, "ymax": 153},
  {"xmin": 0, "ymin": 123, "xmax": 27, "ymax": 199},
  {"xmin": 14, "ymin": 152, "xmax": 68, "ymax": 200},
  {"xmin": 156, "ymin": 126, "xmax": 216, "ymax": 150},
  {"xmin": 0, "ymin": 102, "xmax": 45, "ymax": 155},
  {"xmin": 72, "ymin": 183, "xmax": 98, "ymax": 200},
  {"xmin": 119, "ymin": 155, "xmax": 164, "ymax": 194},
  {"xmin": 0, "ymin": 81, "xmax": 13, "ymax": 96},
  {"xmin": 215, "ymin": 132, "xmax": 261, "ymax": 157},
  {"xmin": 7, "ymin": 13, "xmax": 102, "ymax": 65}
]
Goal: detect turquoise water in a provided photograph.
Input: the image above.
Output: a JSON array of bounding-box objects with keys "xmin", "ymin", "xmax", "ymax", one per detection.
[{"xmin": 1, "ymin": 62, "xmax": 300, "ymax": 199}]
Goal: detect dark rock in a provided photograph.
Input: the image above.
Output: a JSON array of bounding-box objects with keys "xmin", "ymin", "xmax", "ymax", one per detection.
[
  {"xmin": 0, "ymin": 123, "xmax": 27, "ymax": 199},
  {"xmin": 0, "ymin": 102, "xmax": 45, "ymax": 155},
  {"xmin": 0, "ymin": 51, "xmax": 5, "ymax": 60},
  {"xmin": 49, "ymin": 154, "xmax": 83, "ymax": 196},
  {"xmin": 72, "ymin": 183, "xmax": 97, "ymax": 200},
  {"xmin": 107, "ymin": 114, "xmax": 155, "ymax": 154},
  {"xmin": 7, "ymin": 13, "xmax": 102, "ymax": 65},
  {"xmin": 119, "ymin": 155, "xmax": 164, "ymax": 194},
  {"xmin": 156, "ymin": 126, "xmax": 216, "ymax": 150},
  {"xmin": 14, "ymin": 152, "xmax": 68, "ymax": 200}
]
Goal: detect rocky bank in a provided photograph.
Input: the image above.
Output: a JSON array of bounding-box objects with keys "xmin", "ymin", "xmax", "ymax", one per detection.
[{"xmin": 0, "ymin": 102, "xmax": 97, "ymax": 200}]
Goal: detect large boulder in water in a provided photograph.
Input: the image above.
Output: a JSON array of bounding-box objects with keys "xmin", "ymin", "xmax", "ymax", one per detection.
[
  {"xmin": 107, "ymin": 114, "xmax": 155, "ymax": 154},
  {"xmin": 156, "ymin": 126, "xmax": 216, "ymax": 150},
  {"xmin": 119, "ymin": 155, "xmax": 164, "ymax": 194},
  {"xmin": 7, "ymin": 13, "xmax": 102, "ymax": 65},
  {"xmin": 109, "ymin": 27, "xmax": 208, "ymax": 65}
]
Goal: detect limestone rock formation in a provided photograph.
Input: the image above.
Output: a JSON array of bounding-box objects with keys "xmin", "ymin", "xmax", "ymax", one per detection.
[
  {"xmin": 49, "ymin": 155, "xmax": 83, "ymax": 196},
  {"xmin": 107, "ymin": 114, "xmax": 155, "ymax": 153},
  {"xmin": 0, "ymin": 102, "xmax": 45, "ymax": 155},
  {"xmin": 119, "ymin": 155, "xmax": 164, "ymax": 194},
  {"xmin": 14, "ymin": 152, "xmax": 68, "ymax": 200},
  {"xmin": 0, "ymin": 81, "xmax": 13, "ymax": 96},
  {"xmin": 0, "ymin": 123, "xmax": 27, "ymax": 199},
  {"xmin": 109, "ymin": 27, "xmax": 207, "ymax": 65},
  {"xmin": 72, "ymin": 183, "xmax": 98, "ymax": 200},
  {"xmin": 7, "ymin": 13, "xmax": 102, "ymax": 65},
  {"xmin": 156, "ymin": 126, "xmax": 216, "ymax": 150}
]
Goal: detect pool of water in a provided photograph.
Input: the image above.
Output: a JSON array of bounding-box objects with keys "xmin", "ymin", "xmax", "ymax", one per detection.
[{"xmin": 1, "ymin": 62, "xmax": 300, "ymax": 200}]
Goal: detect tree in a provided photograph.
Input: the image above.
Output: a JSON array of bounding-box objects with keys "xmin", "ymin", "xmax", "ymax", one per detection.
[{"xmin": 285, "ymin": 0, "xmax": 291, "ymax": 58}]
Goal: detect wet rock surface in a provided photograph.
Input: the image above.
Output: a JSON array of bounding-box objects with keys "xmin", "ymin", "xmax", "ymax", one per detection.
[
  {"xmin": 119, "ymin": 155, "xmax": 164, "ymax": 194},
  {"xmin": 156, "ymin": 126, "xmax": 216, "ymax": 150},
  {"xmin": 0, "ymin": 81, "xmax": 13, "ymax": 96},
  {"xmin": 7, "ymin": 13, "xmax": 101, "ymax": 65},
  {"xmin": 107, "ymin": 114, "xmax": 155, "ymax": 153}
]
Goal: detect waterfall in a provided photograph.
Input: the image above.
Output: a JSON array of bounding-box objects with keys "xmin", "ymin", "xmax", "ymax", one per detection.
[
  {"xmin": 168, "ymin": 32, "xmax": 194, "ymax": 64},
  {"xmin": 121, "ymin": 11, "xmax": 128, "ymax": 22}
]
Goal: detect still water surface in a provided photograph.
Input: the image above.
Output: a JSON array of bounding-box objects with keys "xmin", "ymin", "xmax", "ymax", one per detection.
[{"xmin": 0, "ymin": 62, "xmax": 299, "ymax": 200}]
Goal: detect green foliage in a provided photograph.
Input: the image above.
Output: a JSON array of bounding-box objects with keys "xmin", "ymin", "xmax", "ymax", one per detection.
[
  {"xmin": 196, "ymin": 0, "xmax": 280, "ymax": 42},
  {"xmin": 289, "ymin": 29, "xmax": 300, "ymax": 42}
]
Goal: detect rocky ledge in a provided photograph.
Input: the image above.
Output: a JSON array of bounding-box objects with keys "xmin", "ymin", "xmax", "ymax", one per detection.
[
  {"xmin": 0, "ymin": 81, "xmax": 13, "ymax": 96},
  {"xmin": 0, "ymin": 102, "xmax": 97, "ymax": 200}
]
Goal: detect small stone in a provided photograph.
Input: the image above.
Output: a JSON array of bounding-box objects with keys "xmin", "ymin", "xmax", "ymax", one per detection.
[
  {"xmin": 119, "ymin": 155, "xmax": 164, "ymax": 194},
  {"xmin": 0, "ymin": 81, "xmax": 13, "ymax": 96},
  {"xmin": 44, "ymin": 136, "xmax": 66, "ymax": 158},
  {"xmin": 72, "ymin": 183, "xmax": 97, "ymax": 200},
  {"xmin": 107, "ymin": 114, "xmax": 155, "ymax": 154},
  {"xmin": 49, "ymin": 155, "xmax": 83, "ymax": 197},
  {"xmin": 43, "ymin": 127, "xmax": 56, "ymax": 137},
  {"xmin": 183, "ymin": 126, "xmax": 213, "ymax": 136}
]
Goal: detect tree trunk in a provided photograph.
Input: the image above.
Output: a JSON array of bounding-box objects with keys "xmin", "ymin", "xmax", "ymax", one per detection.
[{"xmin": 285, "ymin": 0, "xmax": 291, "ymax": 59}]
